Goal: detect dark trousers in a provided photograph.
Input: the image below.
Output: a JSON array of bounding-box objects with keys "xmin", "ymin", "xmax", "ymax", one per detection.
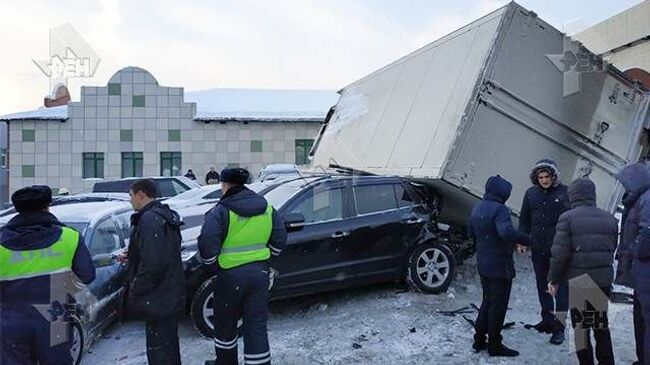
[
  {"xmin": 570, "ymin": 286, "xmax": 614, "ymax": 365},
  {"xmin": 0, "ymin": 305, "xmax": 72, "ymax": 365},
  {"xmin": 145, "ymin": 316, "xmax": 181, "ymax": 365},
  {"xmin": 213, "ymin": 262, "xmax": 271, "ymax": 365},
  {"xmin": 475, "ymin": 275, "xmax": 513, "ymax": 345},
  {"xmin": 532, "ymin": 253, "xmax": 568, "ymax": 329},
  {"xmin": 635, "ymin": 293, "xmax": 646, "ymax": 364}
]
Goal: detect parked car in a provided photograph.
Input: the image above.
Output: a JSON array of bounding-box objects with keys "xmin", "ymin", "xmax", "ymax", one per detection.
[
  {"xmin": 163, "ymin": 185, "xmax": 222, "ymax": 209},
  {"xmin": 0, "ymin": 197, "xmax": 133, "ymax": 365},
  {"xmin": 181, "ymin": 173, "xmax": 472, "ymax": 337},
  {"xmin": 257, "ymin": 164, "xmax": 299, "ymax": 182},
  {"xmin": 92, "ymin": 176, "xmax": 201, "ymax": 198}
]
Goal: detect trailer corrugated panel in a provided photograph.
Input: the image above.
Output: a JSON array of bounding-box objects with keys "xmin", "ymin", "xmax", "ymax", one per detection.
[{"xmin": 312, "ymin": 2, "xmax": 650, "ymax": 224}]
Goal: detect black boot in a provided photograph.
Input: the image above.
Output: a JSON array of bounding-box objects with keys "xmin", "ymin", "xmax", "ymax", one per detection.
[
  {"xmin": 531, "ymin": 321, "xmax": 553, "ymax": 333},
  {"xmin": 488, "ymin": 342, "xmax": 519, "ymax": 357},
  {"xmin": 549, "ymin": 330, "xmax": 565, "ymax": 345},
  {"xmin": 472, "ymin": 334, "xmax": 487, "ymax": 352}
]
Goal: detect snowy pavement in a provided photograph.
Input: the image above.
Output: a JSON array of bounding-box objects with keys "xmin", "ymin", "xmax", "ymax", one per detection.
[{"xmin": 82, "ymin": 254, "xmax": 637, "ymax": 365}]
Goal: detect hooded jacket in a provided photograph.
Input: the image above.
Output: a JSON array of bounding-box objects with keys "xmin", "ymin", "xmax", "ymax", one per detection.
[
  {"xmin": 469, "ymin": 175, "xmax": 531, "ymax": 279},
  {"xmin": 0, "ymin": 211, "xmax": 95, "ymax": 305},
  {"xmin": 615, "ymin": 163, "xmax": 650, "ymax": 288},
  {"xmin": 125, "ymin": 200, "xmax": 185, "ymax": 320},
  {"xmin": 548, "ymin": 179, "xmax": 618, "ymax": 288},
  {"xmin": 519, "ymin": 159, "xmax": 570, "ymax": 254},
  {"xmin": 198, "ymin": 186, "xmax": 287, "ymax": 267}
]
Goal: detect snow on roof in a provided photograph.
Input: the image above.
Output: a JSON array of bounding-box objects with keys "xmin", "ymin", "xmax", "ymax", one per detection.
[
  {"xmin": 0, "ymin": 88, "xmax": 339, "ymax": 122},
  {"xmin": 0, "ymin": 105, "xmax": 67, "ymax": 121},
  {"xmin": 187, "ymin": 88, "xmax": 338, "ymax": 122}
]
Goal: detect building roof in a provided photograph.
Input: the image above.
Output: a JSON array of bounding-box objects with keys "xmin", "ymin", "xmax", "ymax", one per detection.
[{"xmin": 0, "ymin": 88, "xmax": 339, "ymax": 123}]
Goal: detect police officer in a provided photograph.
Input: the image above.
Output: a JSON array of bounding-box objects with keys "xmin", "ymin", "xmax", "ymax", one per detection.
[
  {"xmin": 198, "ymin": 168, "xmax": 287, "ymax": 365},
  {"xmin": 0, "ymin": 186, "xmax": 95, "ymax": 365}
]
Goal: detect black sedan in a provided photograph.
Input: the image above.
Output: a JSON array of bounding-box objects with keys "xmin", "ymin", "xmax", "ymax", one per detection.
[{"xmin": 180, "ymin": 174, "xmax": 472, "ymax": 338}]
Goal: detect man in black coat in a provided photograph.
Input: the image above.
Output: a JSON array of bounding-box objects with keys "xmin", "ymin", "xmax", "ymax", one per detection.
[
  {"xmin": 122, "ymin": 179, "xmax": 185, "ymax": 365},
  {"xmin": 615, "ymin": 163, "xmax": 650, "ymax": 365},
  {"xmin": 548, "ymin": 178, "xmax": 618, "ymax": 365},
  {"xmin": 519, "ymin": 159, "xmax": 570, "ymax": 344},
  {"xmin": 206, "ymin": 166, "xmax": 220, "ymax": 185},
  {"xmin": 469, "ymin": 175, "xmax": 531, "ymax": 357},
  {"xmin": 0, "ymin": 186, "xmax": 95, "ymax": 365}
]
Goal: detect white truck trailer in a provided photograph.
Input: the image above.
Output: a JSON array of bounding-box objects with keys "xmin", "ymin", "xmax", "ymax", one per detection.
[{"xmin": 310, "ymin": 2, "xmax": 650, "ymax": 225}]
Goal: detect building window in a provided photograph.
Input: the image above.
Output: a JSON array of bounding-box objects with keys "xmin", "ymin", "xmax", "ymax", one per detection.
[
  {"xmin": 132, "ymin": 95, "xmax": 145, "ymax": 107},
  {"xmin": 120, "ymin": 129, "xmax": 133, "ymax": 142},
  {"xmin": 22, "ymin": 165, "xmax": 35, "ymax": 178},
  {"xmin": 227, "ymin": 163, "xmax": 239, "ymax": 168},
  {"xmin": 250, "ymin": 140, "xmax": 263, "ymax": 153},
  {"xmin": 108, "ymin": 83, "xmax": 121, "ymax": 95},
  {"xmin": 22, "ymin": 129, "xmax": 35, "ymax": 142},
  {"xmin": 0, "ymin": 148, "xmax": 7, "ymax": 168},
  {"xmin": 168, "ymin": 129, "xmax": 181, "ymax": 142},
  {"xmin": 122, "ymin": 152, "xmax": 143, "ymax": 178},
  {"xmin": 160, "ymin": 152, "xmax": 182, "ymax": 176},
  {"xmin": 82, "ymin": 153, "xmax": 104, "ymax": 179},
  {"xmin": 295, "ymin": 139, "xmax": 315, "ymax": 165}
]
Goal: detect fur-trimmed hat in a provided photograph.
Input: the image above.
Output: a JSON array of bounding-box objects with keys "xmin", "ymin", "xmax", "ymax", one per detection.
[{"xmin": 530, "ymin": 159, "xmax": 560, "ymax": 187}]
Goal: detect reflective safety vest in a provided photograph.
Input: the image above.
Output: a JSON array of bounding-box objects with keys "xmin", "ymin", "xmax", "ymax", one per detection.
[
  {"xmin": 218, "ymin": 204, "xmax": 273, "ymax": 269},
  {"xmin": 0, "ymin": 227, "xmax": 79, "ymax": 281}
]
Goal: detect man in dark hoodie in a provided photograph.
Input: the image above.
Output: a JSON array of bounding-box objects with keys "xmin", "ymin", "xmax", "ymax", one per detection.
[
  {"xmin": 469, "ymin": 175, "xmax": 531, "ymax": 357},
  {"xmin": 198, "ymin": 168, "xmax": 287, "ymax": 365},
  {"xmin": 124, "ymin": 179, "xmax": 185, "ymax": 365},
  {"xmin": 0, "ymin": 186, "xmax": 95, "ymax": 365},
  {"xmin": 519, "ymin": 159, "xmax": 570, "ymax": 344},
  {"xmin": 615, "ymin": 163, "xmax": 650, "ymax": 365},
  {"xmin": 547, "ymin": 178, "xmax": 618, "ymax": 365}
]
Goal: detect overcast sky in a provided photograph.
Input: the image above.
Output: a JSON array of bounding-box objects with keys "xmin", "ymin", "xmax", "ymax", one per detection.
[{"xmin": 0, "ymin": 0, "xmax": 642, "ymax": 115}]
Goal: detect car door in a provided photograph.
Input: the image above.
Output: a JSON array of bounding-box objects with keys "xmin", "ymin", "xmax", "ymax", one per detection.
[
  {"xmin": 84, "ymin": 216, "xmax": 126, "ymax": 334},
  {"xmin": 272, "ymin": 179, "xmax": 353, "ymax": 297},
  {"xmin": 341, "ymin": 181, "xmax": 416, "ymax": 282}
]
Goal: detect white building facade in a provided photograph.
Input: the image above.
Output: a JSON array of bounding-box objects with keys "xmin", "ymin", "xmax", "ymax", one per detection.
[{"xmin": 0, "ymin": 67, "xmax": 337, "ymax": 195}]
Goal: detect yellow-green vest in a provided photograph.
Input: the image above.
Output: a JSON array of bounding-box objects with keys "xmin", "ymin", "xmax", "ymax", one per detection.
[{"xmin": 218, "ymin": 204, "xmax": 273, "ymax": 269}]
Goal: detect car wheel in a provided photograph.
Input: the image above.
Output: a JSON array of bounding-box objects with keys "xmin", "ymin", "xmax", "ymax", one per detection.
[
  {"xmin": 406, "ymin": 242, "xmax": 454, "ymax": 294},
  {"xmin": 70, "ymin": 319, "xmax": 84, "ymax": 365},
  {"xmin": 190, "ymin": 278, "xmax": 243, "ymax": 339}
]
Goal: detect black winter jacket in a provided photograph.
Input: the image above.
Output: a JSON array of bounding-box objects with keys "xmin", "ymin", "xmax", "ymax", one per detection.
[
  {"xmin": 548, "ymin": 179, "xmax": 618, "ymax": 288},
  {"xmin": 198, "ymin": 186, "xmax": 287, "ymax": 267},
  {"xmin": 125, "ymin": 200, "xmax": 185, "ymax": 320},
  {"xmin": 519, "ymin": 184, "xmax": 570, "ymax": 255},
  {"xmin": 615, "ymin": 163, "xmax": 650, "ymax": 289},
  {"xmin": 469, "ymin": 175, "xmax": 531, "ymax": 280}
]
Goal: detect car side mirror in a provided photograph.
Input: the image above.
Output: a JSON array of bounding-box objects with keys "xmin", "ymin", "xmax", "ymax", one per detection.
[
  {"xmin": 284, "ymin": 213, "xmax": 306, "ymax": 230},
  {"xmin": 92, "ymin": 253, "xmax": 115, "ymax": 268}
]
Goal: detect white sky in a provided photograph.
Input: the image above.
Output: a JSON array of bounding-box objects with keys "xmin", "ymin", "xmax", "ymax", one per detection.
[{"xmin": 0, "ymin": 0, "xmax": 643, "ymax": 115}]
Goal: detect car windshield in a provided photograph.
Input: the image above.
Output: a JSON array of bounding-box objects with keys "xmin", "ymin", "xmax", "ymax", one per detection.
[
  {"xmin": 166, "ymin": 187, "xmax": 213, "ymax": 202},
  {"xmin": 263, "ymin": 183, "xmax": 304, "ymax": 209}
]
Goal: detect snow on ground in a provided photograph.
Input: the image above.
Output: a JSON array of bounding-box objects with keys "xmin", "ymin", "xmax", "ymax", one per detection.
[{"xmin": 82, "ymin": 254, "xmax": 637, "ymax": 365}]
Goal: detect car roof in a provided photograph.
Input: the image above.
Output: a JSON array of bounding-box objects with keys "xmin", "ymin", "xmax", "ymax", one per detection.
[
  {"xmin": 261, "ymin": 164, "xmax": 298, "ymax": 171},
  {"xmin": 0, "ymin": 201, "xmax": 132, "ymax": 225}
]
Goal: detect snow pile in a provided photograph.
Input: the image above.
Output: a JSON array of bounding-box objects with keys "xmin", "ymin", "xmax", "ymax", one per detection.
[{"xmin": 83, "ymin": 255, "xmax": 638, "ymax": 365}]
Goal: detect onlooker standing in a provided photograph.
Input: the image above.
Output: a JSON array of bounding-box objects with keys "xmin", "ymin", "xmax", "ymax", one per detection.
[
  {"xmin": 519, "ymin": 159, "xmax": 570, "ymax": 344},
  {"xmin": 185, "ymin": 169, "xmax": 197, "ymax": 180},
  {"xmin": 469, "ymin": 175, "xmax": 531, "ymax": 357},
  {"xmin": 206, "ymin": 166, "xmax": 220, "ymax": 185},
  {"xmin": 547, "ymin": 178, "xmax": 618, "ymax": 365},
  {"xmin": 615, "ymin": 163, "xmax": 650, "ymax": 365},
  {"xmin": 122, "ymin": 179, "xmax": 185, "ymax": 365}
]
